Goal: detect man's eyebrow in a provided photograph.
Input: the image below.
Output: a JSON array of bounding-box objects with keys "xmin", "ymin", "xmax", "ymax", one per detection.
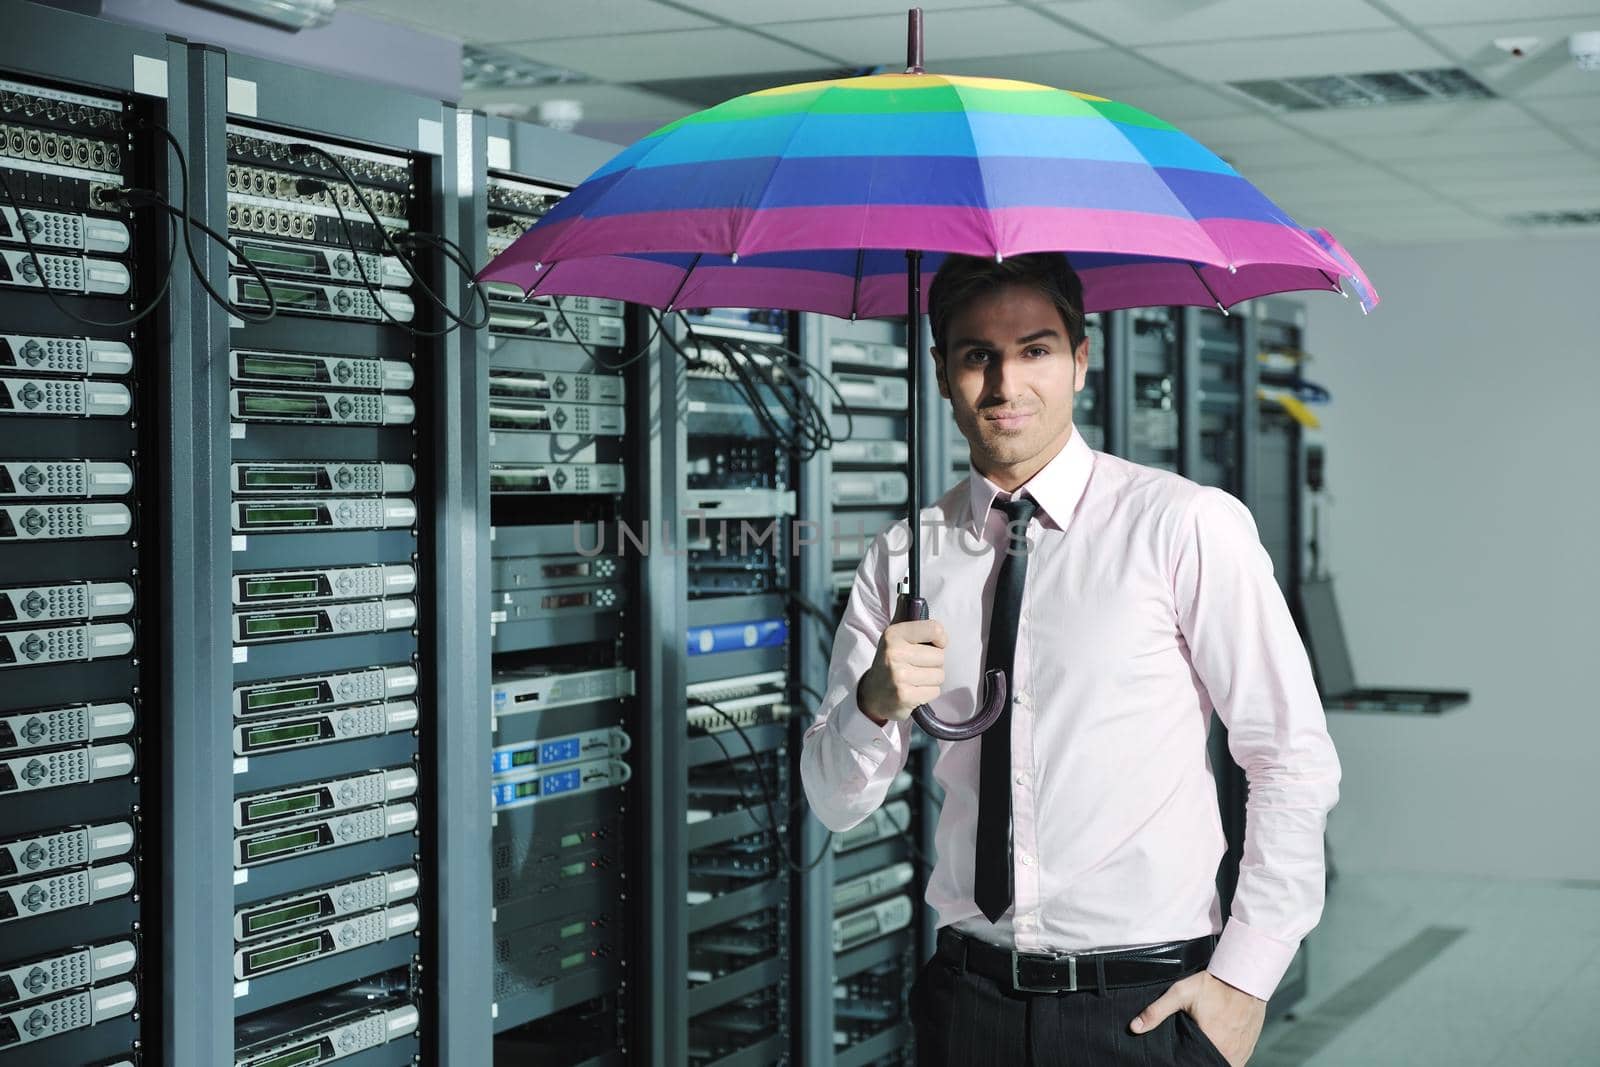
[{"xmin": 950, "ymin": 328, "xmax": 1062, "ymax": 349}]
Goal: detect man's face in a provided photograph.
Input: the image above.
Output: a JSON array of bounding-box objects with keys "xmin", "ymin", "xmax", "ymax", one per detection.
[{"xmin": 933, "ymin": 282, "xmax": 1089, "ymax": 489}]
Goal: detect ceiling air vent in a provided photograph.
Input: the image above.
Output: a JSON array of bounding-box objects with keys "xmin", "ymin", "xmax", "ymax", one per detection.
[
  {"xmin": 1506, "ymin": 208, "xmax": 1600, "ymax": 227},
  {"xmin": 1229, "ymin": 67, "xmax": 1495, "ymax": 111},
  {"xmin": 462, "ymin": 45, "xmax": 590, "ymax": 92}
]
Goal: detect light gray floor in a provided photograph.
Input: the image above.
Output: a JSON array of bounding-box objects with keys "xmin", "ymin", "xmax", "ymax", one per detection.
[{"xmin": 1250, "ymin": 870, "xmax": 1600, "ymax": 1067}]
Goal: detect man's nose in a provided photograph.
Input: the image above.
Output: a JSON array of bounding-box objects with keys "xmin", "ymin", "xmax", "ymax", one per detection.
[{"xmin": 983, "ymin": 353, "xmax": 1026, "ymax": 400}]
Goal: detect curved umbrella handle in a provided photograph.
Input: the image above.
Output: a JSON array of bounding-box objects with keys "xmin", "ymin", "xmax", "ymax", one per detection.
[{"xmin": 892, "ymin": 591, "xmax": 1009, "ymax": 741}]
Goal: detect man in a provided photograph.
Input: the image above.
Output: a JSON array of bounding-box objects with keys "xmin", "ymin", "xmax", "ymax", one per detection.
[{"xmin": 800, "ymin": 252, "xmax": 1341, "ymax": 1066}]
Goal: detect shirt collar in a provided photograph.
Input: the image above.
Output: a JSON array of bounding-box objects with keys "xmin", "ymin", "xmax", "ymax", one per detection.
[{"xmin": 966, "ymin": 427, "xmax": 1094, "ymax": 536}]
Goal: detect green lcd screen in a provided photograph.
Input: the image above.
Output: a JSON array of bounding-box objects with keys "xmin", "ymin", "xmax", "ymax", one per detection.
[
  {"xmin": 560, "ymin": 861, "xmax": 585, "ymax": 879},
  {"xmin": 559, "ymin": 833, "xmax": 583, "ymax": 848},
  {"xmin": 246, "ymin": 934, "xmax": 325, "ymax": 973},
  {"xmin": 245, "ymin": 721, "xmax": 325, "ymax": 750},
  {"xmin": 245, "ymin": 898, "xmax": 327, "ymax": 936},
  {"xmin": 244, "ymin": 613, "xmax": 322, "ymax": 637},
  {"xmin": 244, "ymin": 577, "xmax": 322, "ymax": 599},
  {"xmin": 246, "ymin": 827, "xmax": 324, "ymax": 860},
  {"xmin": 241, "ymin": 354, "xmax": 323, "ymax": 381},
  {"xmin": 511, "ymin": 750, "xmax": 538, "ymax": 768},
  {"xmin": 246, "ymin": 684, "xmax": 324, "ymax": 712},
  {"xmin": 245, "ymin": 791, "xmax": 322, "ymax": 823},
  {"xmin": 243, "ymin": 468, "xmax": 321, "ymax": 489},
  {"xmin": 243, "ymin": 245, "xmax": 321, "ymax": 271},
  {"xmin": 242, "ymin": 505, "xmax": 322, "ymax": 526},
  {"xmin": 245, "ymin": 281, "xmax": 320, "ymax": 307},
  {"xmin": 241, "ymin": 393, "xmax": 323, "ymax": 417},
  {"xmin": 560, "ymin": 920, "xmax": 586, "ymax": 939},
  {"xmin": 251, "ymin": 1043, "xmax": 323, "ymax": 1067},
  {"xmin": 560, "ymin": 951, "xmax": 586, "ymax": 971}
]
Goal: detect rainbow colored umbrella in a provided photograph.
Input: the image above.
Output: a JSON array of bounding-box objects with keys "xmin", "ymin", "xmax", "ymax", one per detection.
[{"xmin": 480, "ymin": 10, "xmax": 1377, "ymax": 740}]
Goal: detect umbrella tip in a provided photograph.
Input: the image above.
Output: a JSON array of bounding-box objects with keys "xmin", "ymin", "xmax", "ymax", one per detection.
[
  {"xmin": 1217, "ymin": 302, "xmax": 1228, "ymax": 316},
  {"xmin": 730, "ymin": 251, "xmax": 739, "ymax": 264},
  {"xmin": 995, "ymin": 251, "xmax": 1004, "ymax": 263},
  {"xmin": 1227, "ymin": 263, "xmax": 1237, "ymax": 274},
  {"xmin": 906, "ymin": 7, "xmax": 924, "ymax": 74}
]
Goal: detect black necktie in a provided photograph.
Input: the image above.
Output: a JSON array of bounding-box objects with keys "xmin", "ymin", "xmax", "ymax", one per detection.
[{"xmin": 974, "ymin": 495, "xmax": 1038, "ymax": 923}]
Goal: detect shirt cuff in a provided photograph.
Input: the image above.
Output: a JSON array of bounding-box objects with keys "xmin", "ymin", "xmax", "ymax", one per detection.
[
  {"xmin": 1206, "ymin": 915, "xmax": 1299, "ymax": 1002},
  {"xmin": 828, "ymin": 688, "xmax": 900, "ymax": 765}
]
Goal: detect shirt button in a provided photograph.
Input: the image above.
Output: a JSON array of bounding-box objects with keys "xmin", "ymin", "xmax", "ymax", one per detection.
[
  {"xmin": 1020, "ymin": 853, "xmax": 1035, "ymax": 868},
  {"xmin": 1014, "ymin": 691, "xmax": 1029, "ymax": 706},
  {"xmin": 1015, "ymin": 771, "xmax": 1031, "ymax": 786}
]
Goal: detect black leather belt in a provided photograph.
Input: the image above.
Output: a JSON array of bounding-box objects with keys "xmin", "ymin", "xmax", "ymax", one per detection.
[{"xmin": 936, "ymin": 928, "xmax": 1218, "ymax": 994}]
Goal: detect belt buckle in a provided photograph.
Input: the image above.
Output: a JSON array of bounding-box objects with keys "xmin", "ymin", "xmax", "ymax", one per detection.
[{"xmin": 1011, "ymin": 950, "xmax": 1077, "ymax": 993}]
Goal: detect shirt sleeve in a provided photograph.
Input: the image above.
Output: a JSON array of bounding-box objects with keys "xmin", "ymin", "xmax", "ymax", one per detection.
[
  {"xmin": 800, "ymin": 528, "xmax": 915, "ymax": 833},
  {"xmin": 1172, "ymin": 487, "xmax": 1343, "ymax": 1002}
]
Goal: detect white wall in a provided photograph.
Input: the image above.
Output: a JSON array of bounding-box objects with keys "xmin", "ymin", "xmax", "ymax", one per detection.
[{"xmin": 1301, "ymin": 236, "xmax": 1600, "ymax": 882}]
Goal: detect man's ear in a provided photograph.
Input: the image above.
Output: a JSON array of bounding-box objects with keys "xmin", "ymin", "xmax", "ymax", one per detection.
[
  {"xmin": 932, "ymin": 348, "xmax": 950, "ymax": 399},
  {"xmin": 1073, "ymin": 337, "xmax": 1090, "ymax": 391}
]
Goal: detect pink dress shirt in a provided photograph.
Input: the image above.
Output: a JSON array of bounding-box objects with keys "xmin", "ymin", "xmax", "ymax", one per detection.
[{"xmin": 800, "ymin": 428, "xmax": 1342, "ymax": 1000}]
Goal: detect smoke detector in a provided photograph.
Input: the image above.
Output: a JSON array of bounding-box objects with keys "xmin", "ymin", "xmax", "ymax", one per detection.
[{"xmin": 1570, "ymin": 31, "xmax": 1600, "ymax": 71}]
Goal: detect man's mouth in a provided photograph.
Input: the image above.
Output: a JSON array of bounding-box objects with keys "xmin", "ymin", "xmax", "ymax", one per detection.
[{"xmin": 983, "ymin": 410, "xmax": 1033, "ymax": 430}]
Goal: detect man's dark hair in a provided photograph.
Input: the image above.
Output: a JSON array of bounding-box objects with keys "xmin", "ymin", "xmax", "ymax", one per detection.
[{"xmin": 927, "ymin": 252, "xmax": 1086, "ymax": 361}]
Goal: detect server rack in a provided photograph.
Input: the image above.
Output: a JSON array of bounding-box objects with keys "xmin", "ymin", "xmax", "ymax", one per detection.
[
  {"xmin": 674, "ymin": 306, "xmax": 801, "ymax": 1067},
  {"xmin": 470, "ymin": 115, "xmax": 639, "ymax": 1067},
  {"xmin": 0, "ymin": 8, "xmax": 193, "ymax": 1064},
  {"xmin": 209, "ymin": 51, "xmax": 469, "ymax": 1067},
  {"xmin": 796, "ymin": 314, "xmax": 929, "ymax": 1067}
]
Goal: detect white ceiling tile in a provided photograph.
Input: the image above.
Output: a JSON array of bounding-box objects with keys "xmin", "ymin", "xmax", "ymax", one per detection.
[
  {"xmin": 1112, "ymin": 83, "xmax": 1254, "ymax": 122},
  {"xmin": 1425, "ymin": 172, "xmax": 1600, "ymax": 197},
  {"xmin": 462, "ymin": 83, "xmax": 694, "ymax": 124},
  {"xmin": 1338, "ymin": 125, "xmax": 1575, "ymax": 161},
  {"xmin": 1224, "ymin": 138, "xmax": 1355, "ymax": 170},
  {"xmin": 1174, "ymin": 113, "xmax": 1297, "ymax": 146},
  {"xmin": 1388, "ymin": 147, "xmax": 1600, "ymax": 180},
  {"xmin": 503, "ymin": 28, "xmax": 829, "ymax": 81},
  {"xmin": 1527, "ymin": 93, "xmax": 1600, "ymax": 123},
  {"xmin": 773, "ymin": 7, "xmax": 1092, "ymax": 68},
  {"xmin": 1036, "ymin": 0, "xmax": 1397, "ymax": 47},
  {"xmin": 1378, "ymin": 0, "xmax": 1600, "ymax": 27},
  {"xmin": 937, "ymin": 48, "xmax": 1184, "ymax": 92},
  {"xmin": 343, "ymin": 0, "xmax": 711, "ymax": 42},
  {"xmin": 1422, "ymin": 16, "xmax": 1600, "ymax": 99},
  {"xmin": 1139, "ymin": 30, "xmax": 1453, "ymax": 83},
  {"xmin": 1280, "ymin": 100, "xmax": 1537, "ymax": 138},
  {"xmin": 686, "ymin": 0, "xmax": 984, "ymax": 22}
]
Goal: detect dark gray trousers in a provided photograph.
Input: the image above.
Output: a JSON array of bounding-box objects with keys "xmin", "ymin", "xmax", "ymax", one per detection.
[{"xmin": 910, "ymin": 954, "xmax": 1234, "ymax": 1067}]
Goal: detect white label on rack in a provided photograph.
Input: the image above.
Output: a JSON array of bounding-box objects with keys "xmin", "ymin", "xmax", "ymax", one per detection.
[
  {"xmin": 133, "ymin": 55, "xmax": 168, "ymax": 99},
  {"xmin": 232, "ymin": 645, "xmax": 248, "ymax": 664},
  {"xmin": 418, "ymin": 118, "xmax": 443, "ymax": 156},
  {"xmin": 233, "ymin": 868, "xmax": 249, "ymax": 885},
  {"xmin": 227, "ymin": 77, "xmax": 258, "ymax": 117},
  {"xmin": 233, "ymin": 981, "xmax": 249, "ymax": 999},
  {"xmin": 233, "ymin": 757, "xmax": 248, "ymax": 775},
  {"xmin": 230, "ymin": 423, "xmax": 246, "ymax": 440},
  {"xmin": 231, "ymin": 536, "xmax": 247, "ymax": 552},
  {"xmin": 487, "ymin": 136, "xmax": 511, "ymax": 171}
]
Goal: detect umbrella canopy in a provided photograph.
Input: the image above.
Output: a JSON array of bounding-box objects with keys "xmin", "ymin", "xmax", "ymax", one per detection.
[
  {"xmin": 478, "ymin": 30, "xmax": 1378, "ymax": 740},
  {"xmin": 481, "ymin": 72, "xmax": 1377, "ymax": 314}
]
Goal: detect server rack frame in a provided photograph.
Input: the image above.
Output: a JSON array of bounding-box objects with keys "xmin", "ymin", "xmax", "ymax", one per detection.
[
  {"xmin": 180, "ymin": 47, "xmax": 463, "ymax": 1066},
  {"xmin": 0, "ymin": 7, "xmax": 193, "ymax": 1064},
  {"xmin": 473, "ymin": 113, "xmax": 651, "ymax": 1066}
]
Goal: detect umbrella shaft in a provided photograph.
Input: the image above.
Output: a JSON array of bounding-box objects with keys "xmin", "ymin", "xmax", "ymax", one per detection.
[{"xmin": 906, "ymin": 249, "xmax": 922, "ymax": 599}]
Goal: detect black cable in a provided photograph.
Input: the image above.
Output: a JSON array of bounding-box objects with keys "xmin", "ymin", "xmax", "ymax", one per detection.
[
  {"xmin": 149, "ymin": 124, "xmax": 276, "ymax": 324},
  {"xmin": 105, "ymin": 185, "xmax": 276, "ymax": 323},
  {"xmin": 0, "ymin": 165, "xmax": 176, "ymax": 328},
  {"xmin": 541, "ymin": 296, "xmax": 661, "ymax": 371},
  {"xmin": 289, "ymin": 143, "xmax": 491, "ymax": 337},
  {"xmin": 695, "ymin": 699, "xmax": 834, "ymax": 874},
  {"xmin": 391, "ymin": 228, "xmax": 492, "ymax": 330}
]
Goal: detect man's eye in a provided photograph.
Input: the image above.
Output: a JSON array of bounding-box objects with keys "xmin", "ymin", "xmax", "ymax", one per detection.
[
  {"xmin": 1025, "ymin": 346, "xmax": 1050, "ymax": 357},
  {"xmin": 964, "ymin": 351, "xmax": 990, "ymax": 364}
]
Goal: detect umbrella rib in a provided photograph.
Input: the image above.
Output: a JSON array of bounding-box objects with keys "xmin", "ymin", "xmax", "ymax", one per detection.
[
  {"xmin": 946, "ymin": 79, "xmax": 1002, "ymax": 258},
  {"xmin": 1190, "ymin": 263, "xmax": 1227, "ymax": 314},
  {"xmin": 1318, "ymin": 269, "xmax": 1345, "ymax": 295},
  {"xmin": 728, "ymin": 90, "xmax": 830, "ymax": 257},
  {"xmin": 665, "ymin": 252, "xmax": 703, "ymax": 311},
  {"xmin": 849, "ymin": 249, "xmax": 864, "ymax": 321}
]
